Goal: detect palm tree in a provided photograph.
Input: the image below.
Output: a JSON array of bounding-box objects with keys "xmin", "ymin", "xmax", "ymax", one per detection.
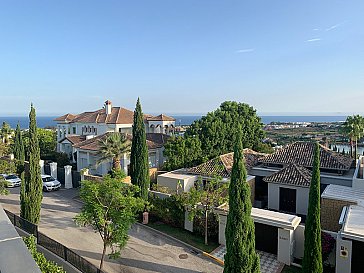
[
  {"xmin": 342, "ymin": 115, "xmax": 364, "ymax": 158},
  {"xmin": 0, "ymin": 122, "xmax": 12, "ymax": 144},
  {"xmin": 97, "ymin": 132, "xmax": 131, "ymax": 170}
]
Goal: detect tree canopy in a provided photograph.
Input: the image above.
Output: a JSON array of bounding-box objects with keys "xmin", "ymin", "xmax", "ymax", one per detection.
[
  {"xmin": 341, "ymin": 115, "xmax": 364, "ymax": 158},
  {"xmin": 0, "ymin": 122, "xmax": 12, "ymax": 144},
  {"xmin": 97, "ymin": 132, "xmax": 131, "ymax": 170},
  {"xmin": 74, "ymin": 177, "xmax": 145, "ymax": 270},
  {"xmin": 183, "ymin": 177, "xmax": 228, "ymax": 245},
  {"xmin": 163, "ymin": 101, "xmax": 268, "ymax": 171},
  {"xmin": 23, "ymin": 128, "xmax": 57, "ymax": 159}
]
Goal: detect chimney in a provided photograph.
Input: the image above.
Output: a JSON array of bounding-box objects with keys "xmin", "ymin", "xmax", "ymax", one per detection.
[{"xmin": 105, "ymin": 100, "xmax": 112, "ymax": 115}]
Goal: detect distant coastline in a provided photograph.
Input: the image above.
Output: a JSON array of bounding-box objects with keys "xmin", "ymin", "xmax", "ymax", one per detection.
[{"xmin": 0, "ymin": 115, "xmax": 348, "ymax": 129}]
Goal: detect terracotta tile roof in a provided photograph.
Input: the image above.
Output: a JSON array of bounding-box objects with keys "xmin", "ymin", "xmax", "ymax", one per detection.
[
  {"xmin": 55, "ymin": 107, "xmax": 174, "ymax": 125},
  {"xmin": 73, "ymin": 134, "xmax": 107, "ymax": 151},
  {"xmin": 147, "ymin": 114, "xmax": 175, "ymax": 122},
  {"xmin": 73, "ymin": 132, "xmax": 169, "ymax": 152},
  {"xmin": 70, "ymin": 107, "xmax": 135, "ymax": 124},
  {"xmin": 259, "ymin": 141, "xmax": 353, "ymax": 171},
  {"xmin": 146, "ymin": 133, "xmax": 171, "ymax": 149},
  {"xmin": 53, "ymin": 113, "xmax": 77, "ymax": 122},
  {"xmin": 263, "ymin": 163, "xmax": 312, "ymax": 187},
  {"xmin": 59, "ymin": 135, "xmax": 87, "ymax": 145},
  {"xmin": 185, "ymin": 149, "xmax": 267, "ymax": 178}
]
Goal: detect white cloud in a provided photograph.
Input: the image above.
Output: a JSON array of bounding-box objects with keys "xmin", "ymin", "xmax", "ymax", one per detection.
[
  {"xmin": 326, "ymin": 23, "xmax": 341, "ymax": 31},
  {"xmin": 306, "ymin": 38, "xmax": 321, "ymax": 42},
  {"xmin": 236, "ymin": 48, "xmax": 254, "ymax": 53},
  {"xmin": 313, "ymin": 28, "xmax": 320, "ymax": 31}
]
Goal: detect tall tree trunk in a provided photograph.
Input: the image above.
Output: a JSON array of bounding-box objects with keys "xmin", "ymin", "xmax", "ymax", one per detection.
[
  {"xmin": 204, "ymin": 209, "xmax": 208, "ymax": 246},
  {"xmin": 113, "ymin": 157, "xmax": 121, "ymax": 170},
  {"xmin": 350, "ymin": 139, "xmax": 353, "ymax": 158},
  {"xmin": 355, "ymin": 139, "xmax": 358, "ymax": 159},
  {"xmin": 100, "ymin": 242, "xmax": 107, "ymax": 270}
]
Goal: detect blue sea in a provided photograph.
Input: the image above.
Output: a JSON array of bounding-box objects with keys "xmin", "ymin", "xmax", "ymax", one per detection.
[{"xmin": 0, "ymin": 115, "xmax": 348, "ymax": 129}]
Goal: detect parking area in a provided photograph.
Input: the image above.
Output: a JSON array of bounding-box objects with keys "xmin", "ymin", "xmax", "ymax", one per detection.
[{"xmin": 0, "ymin": 187, "xmax": 223, "ymax": 273}]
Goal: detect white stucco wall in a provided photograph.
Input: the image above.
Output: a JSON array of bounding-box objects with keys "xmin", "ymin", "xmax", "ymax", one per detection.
[
  {"xmin": 293, "ymin": 224, "xmax": 305, "ymax": 259},
  {"xmin": 268, "ymin": 183, "xmax": 309, "ymax": 215},
  {"xmin": 336, "ymin": 236, "xmax": 352, "ymax": 273},
  {"xmin": 157, "ymin": 173, "xmax": 197, "ymax": 192},
  {"xmin": 278, "ymin": 228, "xmax": 294, "ymax": 265}
]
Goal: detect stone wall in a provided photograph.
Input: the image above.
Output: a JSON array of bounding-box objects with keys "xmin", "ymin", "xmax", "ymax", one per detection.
[{"xmin": 321, "ymin": 198, "xmax": 355, "ymax": 232}]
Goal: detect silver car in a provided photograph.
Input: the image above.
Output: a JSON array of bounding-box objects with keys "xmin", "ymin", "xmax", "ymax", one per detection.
[
  {"xmin": 0, "ymin": 174, "xmax": 21, "ymax": 187},
  {"xmin": 41, "ymin": 175, "xmax": 61, "ymax": 191}
]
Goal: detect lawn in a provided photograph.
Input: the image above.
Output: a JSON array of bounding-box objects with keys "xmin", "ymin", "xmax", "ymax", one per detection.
[{"xmin": 147, "ymin": 222, "xmax": 219, "ymax": 253}]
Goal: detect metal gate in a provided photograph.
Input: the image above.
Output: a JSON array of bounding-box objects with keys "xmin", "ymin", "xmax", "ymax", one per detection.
[
  {"xmin": 72, "ymin": 171, "xmax": 81, "ymax": 188},
  {"xmin": 352, "ymin": 240, "xmax": 364, "ymax": 273},
  {"xmin": 57, "ymin": 168, "xmax": 65, "ymax": 184},
  {"xmin": 255, "ymin": 223, "xmax": 278, "ymax": 254}
]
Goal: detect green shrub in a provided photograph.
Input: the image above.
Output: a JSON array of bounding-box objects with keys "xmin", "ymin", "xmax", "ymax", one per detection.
[
  {"xmin": 23, "ymin": 235, "xmax": 66, "ymax": 273},
  {"xmin": 192, "ymin": 212, "xmax": 219, "ymax": 240},
  {"xmin": 149, "ymin": 195, "xmax": 185, "ymax": 228}
]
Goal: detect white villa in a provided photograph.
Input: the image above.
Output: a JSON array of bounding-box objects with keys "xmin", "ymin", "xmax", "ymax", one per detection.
[{"xmin": 54, "ymin": 100, "xmax": 175, "ymax": 175}]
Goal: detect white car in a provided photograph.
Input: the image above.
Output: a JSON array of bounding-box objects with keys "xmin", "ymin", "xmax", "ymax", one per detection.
[
  {"xmin": 42, "ymin": 175, "xmax": 61, "ymax": 191},
  {"xmin": 0, "ymin": 174, "xmax": 21, "ymax": 187}
]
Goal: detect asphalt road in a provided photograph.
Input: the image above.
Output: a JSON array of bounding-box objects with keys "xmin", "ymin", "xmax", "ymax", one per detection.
[{"xmin": 0, "ymin": 187, "xmax": 223, "ymax": 273}]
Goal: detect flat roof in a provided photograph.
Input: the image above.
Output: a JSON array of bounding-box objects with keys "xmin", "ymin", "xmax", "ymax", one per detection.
[
  {"xmin": 0, "ymin": 205, "xmax": 42, "ymax": 273},
  {"xmin": 341, "ymin": 205, "xmax": 364, "ymax": 242},
  {"xmin": 321, "ymin": 184, "xmax": 364, "ymax": 206},
  {"xmin": 158, "ymin": 172, "xmax": 197, "ymax": 180},
  {"xmin": 216, "ymin": 203, "xmax": 301, "ymax": 230}
]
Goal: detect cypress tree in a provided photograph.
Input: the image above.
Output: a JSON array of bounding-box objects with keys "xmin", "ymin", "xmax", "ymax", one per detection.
[
  {"xmin": 224, "ymin": 126, "xmax": 260, "ymax": 273},
  {"xmin": 14, "ymin": 123, "xmax": 25, "ymax": 162},
  {"xmin": 20, "ymin": 105, "xmax": 43, "ymax": 224},
  {"xmin": 14, "ymin": 122, "xmax": 26, "ymax": 215},
  {"xmin": 130, "ymin": 98, "xmax": 150, "ymax": 200},
  {"xmin": 302, "ymin": 142, "xmax": 323, "ymax": 273}
]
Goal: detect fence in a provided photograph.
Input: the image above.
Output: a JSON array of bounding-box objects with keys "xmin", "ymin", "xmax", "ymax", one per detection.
[{"xmin": 5, "ymin": 210, "xmax": 106, "ymax": 273}]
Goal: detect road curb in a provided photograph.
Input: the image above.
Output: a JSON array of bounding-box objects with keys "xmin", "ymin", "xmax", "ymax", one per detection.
[
  {"xmin": 135, "ymin": 223, "xmax": 203, "ymax": 255},
  {"xmin": 136, "ymin": 223, "xmax": 224, "ymax": 267},
  {"xmin": 202, "ymin": 252, "xmax": 224, "ymax": 266}
]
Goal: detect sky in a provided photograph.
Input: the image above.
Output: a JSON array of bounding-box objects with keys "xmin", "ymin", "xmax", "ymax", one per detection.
[{"xmin": 0, "ymin": 0, "xmax": 364, "ymax": 116}]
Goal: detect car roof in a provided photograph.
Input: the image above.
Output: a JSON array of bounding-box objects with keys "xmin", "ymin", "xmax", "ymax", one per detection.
[{"xmin": 41, "ymin": 175, "xmax": 52, "ymax": 178}]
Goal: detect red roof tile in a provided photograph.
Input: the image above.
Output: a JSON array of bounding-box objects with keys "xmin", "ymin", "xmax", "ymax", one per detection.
[
  {"xmin": 73, "ymin": 132, "xmax": 169, "ymax": 151},
  {"xmin": 263, "ymin": 163, "xmax": 312, "ymax": 187},
  {"xmin": 259, "ymin": 141, "xmax": 353, "ymax": 171},
  {"xmin": 147, "ymin": 114, "xmax": 175, "ymax": 122},
  {"xmin": 184, "ymin": 149, "xmax": 267, "ymax": 178},
  {"xmin": 53, "ymin": 114, "xmax": 77, "ymax": 122}
]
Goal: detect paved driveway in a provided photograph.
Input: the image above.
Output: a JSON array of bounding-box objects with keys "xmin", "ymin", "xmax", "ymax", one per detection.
[{"xmin": 0, "ymin": 187, "xmax": 223, "ymax": 273}]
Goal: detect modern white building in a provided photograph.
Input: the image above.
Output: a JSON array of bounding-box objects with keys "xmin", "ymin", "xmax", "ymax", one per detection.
[
  {"xmin": 215, "ymin": 203, "xmax": 301, "ymax": 266},
  {"xmin": 54, "ymin": 100, "xmax": 175, "ymax": 175}
]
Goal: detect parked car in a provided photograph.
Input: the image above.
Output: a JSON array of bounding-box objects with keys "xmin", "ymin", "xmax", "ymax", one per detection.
[
  {"xmin": 0, "ymin": 174, "xmax": 21, "ymax": 187},
  {"xmin": 41, "ymin": 175, "xmax": 61, "ymax": 191}
]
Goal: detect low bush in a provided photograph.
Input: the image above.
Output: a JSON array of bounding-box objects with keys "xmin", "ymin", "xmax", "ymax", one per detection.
[
  {"xmin": 322, "ymin": 232, "xmax": 336, "ymax": 262},
  {"xmin": 149, "ymin": 195, "xmax": 185, "ymax": 228},
  {"xmin": 192, "ymin": 212, "xmax": 219, "ymax": 240},
  {"xmin": 23, "ymin": 235, "xmax": 66, "ymax": 273}
]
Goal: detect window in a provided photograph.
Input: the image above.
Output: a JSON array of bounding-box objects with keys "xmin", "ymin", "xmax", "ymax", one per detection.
[{"xmin": 72, "ymin": 127, "xmax": 76, "ymax": 134}]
